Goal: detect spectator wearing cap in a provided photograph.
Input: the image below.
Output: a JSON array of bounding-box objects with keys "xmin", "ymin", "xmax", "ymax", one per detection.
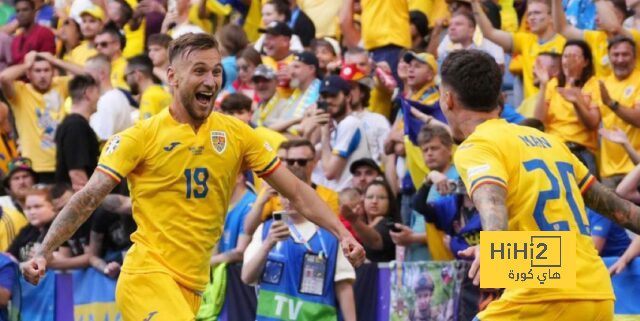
[
  {"xmin": 311, "ymin": 38, "xmax": 342, "ymax": 78},
  {"xmin": 436, "ymin": 10, "xmax": 505, "ymax": 70},
  {"xmin": 318, "ymin": 75, "xmax": 373, "ymax": 191},
  {"xmin": 350, "ymin": 158, "xmax": 383, "ymax": 193},
  {"xmin": 10, "ymin": 0, "xmax": 55, "ymax": 66},
  {"xmin": 0, "ymin": 157, "xmax": 36, "ymax": 214},
  {"xmin": 65, "ymin": 5, "xmax": 104, "ymax": 66},
  {"xmin": 255, "ymin": 1, "xmax": 305, "ymax": 54},
  {"xmin": 404, "ymin": 51, "xmax": 439, "ymax": 105},
  {"xmin": 273, "ymin": 51, "xmax": 321, "ymax": 135},
  {"xmin": 0, "ymin": 158, "xmax": 34, "ymax": 251},
  {"xmin": 252, "ymin": 64, "xmax": 290, "ymax": 128},
  {"xmin": 126, "ymin": 54, "xmax": 172, "ymax": 121},
  {"xmin": 341, "ymin": 63, "xmax": 391, "ymax": 163},
  {"xmin": 259, "ymin": 21, "xmax": 298, "ymax": 99}
]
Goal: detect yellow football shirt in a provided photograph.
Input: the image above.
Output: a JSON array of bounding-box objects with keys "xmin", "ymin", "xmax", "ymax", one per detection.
[
  {"xmin": 408, "ymin": 0, "xmax": 449, "ymax": 29},
  {"xmin": 122, "ymin": 22, "xmax": 145, "ymax": 59},
  {"xmin": 584, "ymin": 29, "xmax": 640, "ymax": 78},
  {"xmin": 543, "ymin": 77, "xmax": 599, "ymax": 152},
  {"xmin": 260, "ymin": 184, "xmax": 339, "ymax": 220},
  {"xmin": 513, "ymin": 32, "xmax": 566, "ymax": 98},
  {"xmin": 8, "ymin": 76, "xmax": 69, "ymax": 172},
  {"xmin": 361, "ymin": 0, "xmax": 411, "ymax": 50},
  {"xmin": 262, "ymin": 54, "xmax": 295, "ymax": 98},
  {"xmin": 111, "ymin": 56, "xmax": 129, "ymax": 90},
  {"xmin": 0, "ymin": 135, "xmax": 17, "ymax": 176},
  {"xmin": 97, "ymin": 109, "xmax": 280, "ymax": 291},
  {"xmin": 139, "ymin": 85, "xmax": 172, "ymax": 120},
  {"xmin": 298, "ymin": 0, "xmax": 342, "ymax": 37},
  {"xmin": 455, "ymin": 118, "xmax": 614, "ymax": 303},
  {"xmin": 254, "ymin": 126, "xmax": 287, "ymax": 151},
  {"xmin": 599, "ymin": 69, "xmax": 640, "ymax": 178},
  {"xmin": 0, "ymin": 206, "xmax": 27, "ymax": 251},
  {"xmin": 410, "ymin": 82, "xmax": 440, "ymax": 105},
  {"xmin": 63, "ymin": 41, "xmax": 98, "ymax": 65}
]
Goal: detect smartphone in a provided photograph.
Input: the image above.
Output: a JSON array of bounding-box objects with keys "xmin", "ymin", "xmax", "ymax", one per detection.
[
  {"xmin": 386, "ymin": 222, "xmax": 401, "ymax": 233},
  {"xmin": 317, "ymin": 100, "xmax": 328, "ymax": 112},
  {"xmin": 273, "ymin": 211, "xmax": 288, "ymax": 222}
]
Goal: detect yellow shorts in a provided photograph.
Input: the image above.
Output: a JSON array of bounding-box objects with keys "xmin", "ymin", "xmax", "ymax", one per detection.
[
  {"xmin": 115, "ymin": 271, "xmax": 202, "ymax": 321},
  {"xmin": 476, "ymin": 299, "xmax": 614, "ymax": 321}
]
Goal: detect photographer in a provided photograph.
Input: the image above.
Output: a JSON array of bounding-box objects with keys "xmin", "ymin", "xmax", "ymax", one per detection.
[{"xmin": 241, "ymin": 165, "xmax": 356, "ymax": 321}]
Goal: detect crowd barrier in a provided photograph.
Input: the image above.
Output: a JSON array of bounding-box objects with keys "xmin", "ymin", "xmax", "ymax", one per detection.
[{"xmin": 8, "ymin": 257, "xmax": 640, "ymax": 321}]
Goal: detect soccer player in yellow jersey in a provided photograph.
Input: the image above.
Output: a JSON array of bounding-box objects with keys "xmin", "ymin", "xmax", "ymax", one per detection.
[
  {"xmin": 124, "ymin": 55, "xmax": 173, "ymax": 120},
  {"xmin": 20, "ymin": 33, "xmax": 365, "ymax": 321},
  {"xmin": 472, "ymin": 0, "xmax": 566, "ymax": 99},
  {"xmin": 440, "ymin": 50, "xmax": 640, "ymax": 320}
]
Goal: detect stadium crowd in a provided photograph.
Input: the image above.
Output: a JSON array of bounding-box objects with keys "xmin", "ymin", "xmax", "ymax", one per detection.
[{"xmin": 1, "ymin": 0, "xmax": 640, "ymax": 319}]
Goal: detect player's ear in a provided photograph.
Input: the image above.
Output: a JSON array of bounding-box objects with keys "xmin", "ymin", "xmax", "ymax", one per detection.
[{"xmin": 167, "ymin": 65, "xmax": 178, "ymax": 87}]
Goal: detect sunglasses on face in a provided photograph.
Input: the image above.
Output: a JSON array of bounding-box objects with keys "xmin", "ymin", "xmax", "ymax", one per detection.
[{"xmin": 286, "ymin": 158, "xmax": 311, "ymax": 167}]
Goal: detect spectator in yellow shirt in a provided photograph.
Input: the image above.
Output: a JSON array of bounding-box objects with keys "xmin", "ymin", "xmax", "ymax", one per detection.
[
  {"xmin": 147, "ymin": 33, "xmax": 172, "ymax": 85},
  {"xmin": 553, "ymin": 0, "xmax": 640, "ymax": 77},
  {"xmin": 260, "ymin": 21, "xmax": 296, "ymax": 98},
  {"xmin": 0, "ymin": 52, "xmax": 72, "ymax": 181},
  {"xmin": 94, "ymin": 27, "xmax": 130, "ymax": 90},
  {"xmin": 472, "ymin": 0, "xmax": 566, "ymax": 100},
  {"xmin": 106, "ymin": 0, "xmax": 145, "ymax": 59},
  {"xmin": 597, "ymin": 36, "xmax": 640, "ymax": 188},
  {"xmin": 65, "ymin": 6, "xmax": 104, "ymax": 65},
  {"xmin": 125, "ymin": 55, "xmax": 172, "ymax": 120},
  {"xmin": 57, "ymin": 18, "xmax": 82, "ymax": 64},
  {"xmin": 534, "ymin": 40, "xmax": 600, "ymax": 174}
]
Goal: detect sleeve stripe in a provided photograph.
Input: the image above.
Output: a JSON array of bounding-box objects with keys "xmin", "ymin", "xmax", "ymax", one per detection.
[
  {"xmin": 470, "ymin": 175, "xmax": 507, "ymax": 191},
  {"xmin": 578, "ymin": 173, "xmax": 593, "ymax": 189},
  {"xmin": 97, "ymin": 164, "xmax": 123, "ymax": 182},
  {"xmin": 469, "ymin": 180, "xmax": 508, "ymax": 196},
  {"xmin": 256, "ymin": 157, "xmax": 281, "ymax": 177},
  {"xmin": 580, "ymin": 175, "xmax": 596, "ymax": 194}
]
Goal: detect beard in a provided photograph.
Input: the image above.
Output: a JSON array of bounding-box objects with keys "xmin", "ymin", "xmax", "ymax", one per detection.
[
  {"xmin": 129, "ymin": 82, "xmax": 140, "ymax": 96},
  {"xmin": 179, "ymin": 87, "xmax": 215, "ymax": 122}
]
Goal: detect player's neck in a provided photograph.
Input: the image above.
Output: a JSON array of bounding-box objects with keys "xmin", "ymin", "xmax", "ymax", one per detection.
[
  {"xmin": 458, "ymin": 111, "xmax": 500, "ymax": 138},
  {"xmin": 169, "ymin": 102, "xmax": 206, "ymax": 132}
]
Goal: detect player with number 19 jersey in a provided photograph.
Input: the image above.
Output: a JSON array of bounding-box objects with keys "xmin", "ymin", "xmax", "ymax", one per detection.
[
  {"xmin": 97, "ymin": 108, "xmax": 280, "ymax": 292},
  {"xmin": 454, "ymin": 119, "xmax": 614, "ymax": 304}
]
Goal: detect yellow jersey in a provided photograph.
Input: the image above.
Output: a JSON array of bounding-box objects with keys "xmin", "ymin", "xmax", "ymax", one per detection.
[
  {"xmin": 260, "ymin": 184, "xmax": 339, "ymax": 221},
  {"xmin": 543, "ymin": 77, "xmax": 599, "ymax": 152},
  {"xmin": 454, "ymin": 118, "xmax": 614, "ymax": 303},
  {"xmin": 122, "ymin": 22, "xmax": 145, "ymax": 59},
  {"xmin": 513, "ymin": 32, "xmax": 566, "ymax": 98},
  {"xmin": 408, "ymin": 0, "xmax": 448, "ymax": 29},
  {"xmin": 599, "ymin": 69, "xmax": 640, "ymax": 178},
  {"xmin": 361, "ymin": 0, "xmax": 411, "ymax": 50},
  {"xmin": 0, "ymin": 134, "xmax": 17, "ymax": 177},
  {"xmin": 410, "ymin": 82, "xmax": 440, "ymax": 105},
  {"xmin": 97, "ymin": 109, "xmax": 280, "ymax": 291},
  {"xmin": 139, "ymin": 85, "xmax": 172, "ymax": 120},
  {"xmin": 63, "ymin": 41, "xmax": 98, "ymax": 65},
  {"xmin": 584, "ymin": 29, "xmax": 640, "ymax": 78},
  {"xmin": 0, "ymin": 206, "xmax": 27, "ymax": 251},
  {"xmin": 111, "ymin": 56, "xmax": 129, "ymax": 90},
  {"xmin": 8, "ymin": 76, "xmax": 69, "ymax": 172}
]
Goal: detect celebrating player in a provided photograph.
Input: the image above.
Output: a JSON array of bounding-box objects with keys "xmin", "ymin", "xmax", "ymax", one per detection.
[
  {"xmin": 440, "ymin": 49, "xmax": 640, "ymax": 320},
  {"xmin": 20, "ymin": 33, "xmax": 365, "ymax": 320}
]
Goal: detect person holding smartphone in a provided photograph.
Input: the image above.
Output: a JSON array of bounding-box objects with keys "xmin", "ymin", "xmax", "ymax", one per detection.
[{"xmin": 242, "ymin": 165, "xmax": 356, "ymax": 321}]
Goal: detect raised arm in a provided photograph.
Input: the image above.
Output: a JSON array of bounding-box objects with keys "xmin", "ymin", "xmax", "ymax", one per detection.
[
  {"xmin": 339, "ymin": 0, "xmax": 361, "ymax": 49},
  {"xmin": 471, "ymin": 0, "xmax": 514, "ymax": 52},
  {"xmin": 21, "ymin": 171, "xmax": 118, "ymax": 285},
  {"xmin": 265, "ymin": 166, "xmax": 366, "ymax": 266},
  {"xmin": 36, "ymin": 51, "xmax": 85, "ymax": 76},
  {"xmin": 552, "ymin": 0, "xmax": 584, "ymax": 40},
  {"xmin": 0, "ymin": 52, "xmax": 36, "ymax": 100},
  {"xmin": 584, "ymin": 180, "xmax": 640, "ymax": 234}
]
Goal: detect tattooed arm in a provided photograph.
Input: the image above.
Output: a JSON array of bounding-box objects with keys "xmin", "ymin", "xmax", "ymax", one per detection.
[
  {"xmin": 102, "ymin": 194, "xmax": 132, "ymax": 214},
  {"xmin": 21, "ymin": 171, "xmax": 118, "ymax": 285},
  {"xmin": 584, "ymin": 180, "xmax": 640, "ymax": 235},
  {"xmin": 458, "ymin": 183, "xmax": 509, "ymax": 286}
]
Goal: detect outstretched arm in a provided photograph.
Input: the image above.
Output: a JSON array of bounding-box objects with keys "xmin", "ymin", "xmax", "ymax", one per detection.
[
  {"xmin": 21, "ymin": 171, "xmax": 118, "ymax": 284},
  {"xmin": 471, "ymin": 0, "xmax": 514, "ymax": 52},
  {"xmin": 265, "ymin": 166, "xmax": 366, "ymax": 266},
  {"xmin": 584, "ymin": 180, "xmax": 640, "ymax": 234},
  {"xmin": 552, "ymin": 0, "xmax": 584, "ymax": 40}
]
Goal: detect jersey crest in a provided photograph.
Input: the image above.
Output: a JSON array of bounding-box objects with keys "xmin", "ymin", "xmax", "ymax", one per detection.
[{"xmin": 211, "ymin": 131, "xmax": 227, "ymax": 154}]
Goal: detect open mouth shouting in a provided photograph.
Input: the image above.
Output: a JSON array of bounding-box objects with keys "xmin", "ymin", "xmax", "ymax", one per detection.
[{"xmin": 195, "ymin": 90, "xmax": 214, "ymax": 106}]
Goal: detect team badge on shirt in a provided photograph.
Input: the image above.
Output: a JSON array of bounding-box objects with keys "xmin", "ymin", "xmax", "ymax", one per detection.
[
  {"xmin": 624, "ymin": 86, "xmax": 634, "ymax": 99},
  {"xmin": 210, "ymin": 131, "xmax": 227, "ymax": 154},
  {"xmin": 105, "ymin": 136, "xmax": 120, "ymax": 155}
]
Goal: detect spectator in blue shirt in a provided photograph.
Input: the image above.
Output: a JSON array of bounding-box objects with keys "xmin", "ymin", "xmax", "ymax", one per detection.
[{"xmin": 589, "ymin": 208, "xmax": 631, "ymax": 257}]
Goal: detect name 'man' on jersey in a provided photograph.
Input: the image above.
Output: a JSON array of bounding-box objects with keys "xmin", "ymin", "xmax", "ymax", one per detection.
[
  {"xmin": 97, "ymin": 109, "xmax": 280, "ymax": 291},
  {"xmin": 454, "ymin": 118, "xmax": 614, "ymax": 303}
]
